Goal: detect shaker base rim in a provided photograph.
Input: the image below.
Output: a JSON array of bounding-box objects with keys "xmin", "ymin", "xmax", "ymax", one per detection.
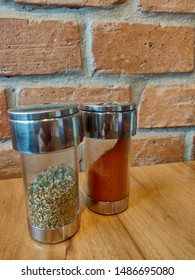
[
  {"xmin": 28, "ymin": 214, "xmax": 80, "ymax": 244},
  {"xmin": 86, "ymin": 195, "xmax": 129, "ymax": 215}
]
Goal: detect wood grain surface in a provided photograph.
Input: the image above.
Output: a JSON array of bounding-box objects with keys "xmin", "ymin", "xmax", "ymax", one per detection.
[{"xmin": 0, "ymin": 161, "xmax": 195, "ymax": 260}]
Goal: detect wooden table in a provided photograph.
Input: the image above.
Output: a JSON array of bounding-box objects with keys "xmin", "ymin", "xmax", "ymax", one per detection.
[{"xmin": 0, "ymin": 161, "xmax": 195, "ymax": 260}]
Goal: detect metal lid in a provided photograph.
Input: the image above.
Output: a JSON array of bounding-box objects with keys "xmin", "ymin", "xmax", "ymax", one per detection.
[
  {"xmin": 8, "ymin": 103, "xmax": 83, "ymax": 154},
  {"xmin": 80, "ymin": 102, "xmax": 136, "ymax": 112},
  {"xmin": 80, "ymin": 102, "xmax": 137, "ymax": 139},
  {"xmin": 8, "ymin": 103, "xmax": 79, "ymax": 121}
]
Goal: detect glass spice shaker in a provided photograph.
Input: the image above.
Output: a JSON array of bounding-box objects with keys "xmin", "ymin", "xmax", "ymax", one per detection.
[
  {"xmin": 80, "ymin": 102, "xmax": 137, "ymax": 215},
  {"xmin": 8, "ymin": 103, "xmax": 83, "ymax": 243}
]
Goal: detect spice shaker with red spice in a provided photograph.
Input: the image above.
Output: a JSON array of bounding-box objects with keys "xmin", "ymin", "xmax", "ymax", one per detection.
[{"xmin": 80, "ymin": 102, "xmax": 137, "ymax": 215}]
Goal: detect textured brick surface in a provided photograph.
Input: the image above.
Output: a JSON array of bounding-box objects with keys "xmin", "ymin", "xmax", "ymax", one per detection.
[
  {"xmin": 0, "ymin": 149, "xmax": 22, "ymax": 179},
  {"xmin": 0, "ymin": 90, "xmax": 10, "ymax": 138},
  {"xmin": 0, "ymin": 0, "xmax": 194, "ymax": 177},
  {"xmin": 17, "ymin": 86, "xmax": 131, "ymax": 105},
  {"xmin": 15, "ymin": 0, "xmax": 124, "ymax": 6},
  {"xmin": 140, "ymin": 0, "xmax": 195, "ymax": 13},
  {"xmin": 0, "ymin": 18, "xmax": 81, "ymax": 76},
  {"xmin": 139, "ymin": 84, "xmax": 195, "ymax": 128},
  {"xmin": 92, "ymin": 22, "xmax": 194, "ymax": 74},
  {"xmin": 131, "ymin": 136, "xmax": 184, "ymax": 166}
]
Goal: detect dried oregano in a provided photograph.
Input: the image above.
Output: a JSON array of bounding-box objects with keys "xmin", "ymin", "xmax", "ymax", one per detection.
[{"xmin": 28, "ymin": 163, "xmax": 78, "ymax": 229}]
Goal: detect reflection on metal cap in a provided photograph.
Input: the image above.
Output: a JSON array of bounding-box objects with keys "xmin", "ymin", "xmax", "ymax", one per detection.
[
  {"xmin": 80, "ymin": 102, "xmax": 136, "ymax": 112},
  {"xmin": 8, "ymin": 103, "xmax": 83, "ymax": 154},
  {"xmin": 80, "ymin": 102, "xmax": 137, "ymax": 139}
]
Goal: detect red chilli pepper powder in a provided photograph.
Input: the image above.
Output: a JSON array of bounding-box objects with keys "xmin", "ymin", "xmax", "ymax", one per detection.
[{"xmin": 87, "ymin": 138, "xmax": 130, "ymax": 202}]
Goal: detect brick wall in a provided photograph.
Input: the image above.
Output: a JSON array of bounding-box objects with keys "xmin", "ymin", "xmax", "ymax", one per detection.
[{"xmin": 0, "ymin": 0, "xmax": 194, "ymax": 179}]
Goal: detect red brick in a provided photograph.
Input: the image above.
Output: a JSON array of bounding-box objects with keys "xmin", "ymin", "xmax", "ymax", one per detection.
[
  {"xmin": 15, "ymin": 0, "xmax": 124, "ymax": 6},
  {"xmin": 139, "ymin": 84, "xmax": 195, "ymax": 128},
  {"xmin": 131, "ymin": 136, "xmax": 184, "ymax": 166},
  {"xmin": 140, "ymin": 0, "xmax": 195, "ymax": 13},
  {"xmin": 0, "ymin": 148, "xmax": 22, "ymax": 179},
  {"xmin": 92, "ymin": 22, "xmax": 194, "ymax": 74},
  {"xmin": 17, "ymin": 86, "xmax": 131, "ymax": 105},
  {"xmin": 0, "ymin": 18, "xmax": 81, "ymax": 76},
  {"xmin": 0, "ymin": 89, "xmax": 10, "ymax": 138}
]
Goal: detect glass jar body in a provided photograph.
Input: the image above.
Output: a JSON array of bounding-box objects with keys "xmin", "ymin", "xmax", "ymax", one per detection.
[
  {"xmin": 21, "ymin": 147, "xmax": 80, "ymax": 243},
  {"xmin": 84, "ymin": 137, "xmax": 131, "ymax": 214}
]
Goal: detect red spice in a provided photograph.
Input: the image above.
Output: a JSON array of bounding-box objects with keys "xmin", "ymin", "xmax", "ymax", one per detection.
[{"xmin": 87, "ymin": 138, "xmax": 130, "ymax": 202}]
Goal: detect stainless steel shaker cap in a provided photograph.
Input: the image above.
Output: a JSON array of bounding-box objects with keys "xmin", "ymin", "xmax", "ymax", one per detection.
[
  {"xmin": 8, "ymin": 103, "xmax": 79, "ymax": 121},
  {"xmin": 80, "ymin": 102, "xmax": 136, "ymax": 112},
  {"xmin": 80, "ymin": 102, "xmax": 137, "ymax": 139},
  {"xmin": 8, "ymin": 103, "xmax": 83, "ymax": 154}
]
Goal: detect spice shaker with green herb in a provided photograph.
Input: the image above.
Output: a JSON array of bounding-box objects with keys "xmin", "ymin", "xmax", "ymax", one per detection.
[{"xmin": 8, "ymin": 103, "xmax": 83, "ymax": 243}]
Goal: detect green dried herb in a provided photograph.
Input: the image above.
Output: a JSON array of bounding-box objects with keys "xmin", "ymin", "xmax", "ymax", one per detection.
[{"xmin": 28, "ymin": 163, "xmax": 78, "ymax": 229}]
